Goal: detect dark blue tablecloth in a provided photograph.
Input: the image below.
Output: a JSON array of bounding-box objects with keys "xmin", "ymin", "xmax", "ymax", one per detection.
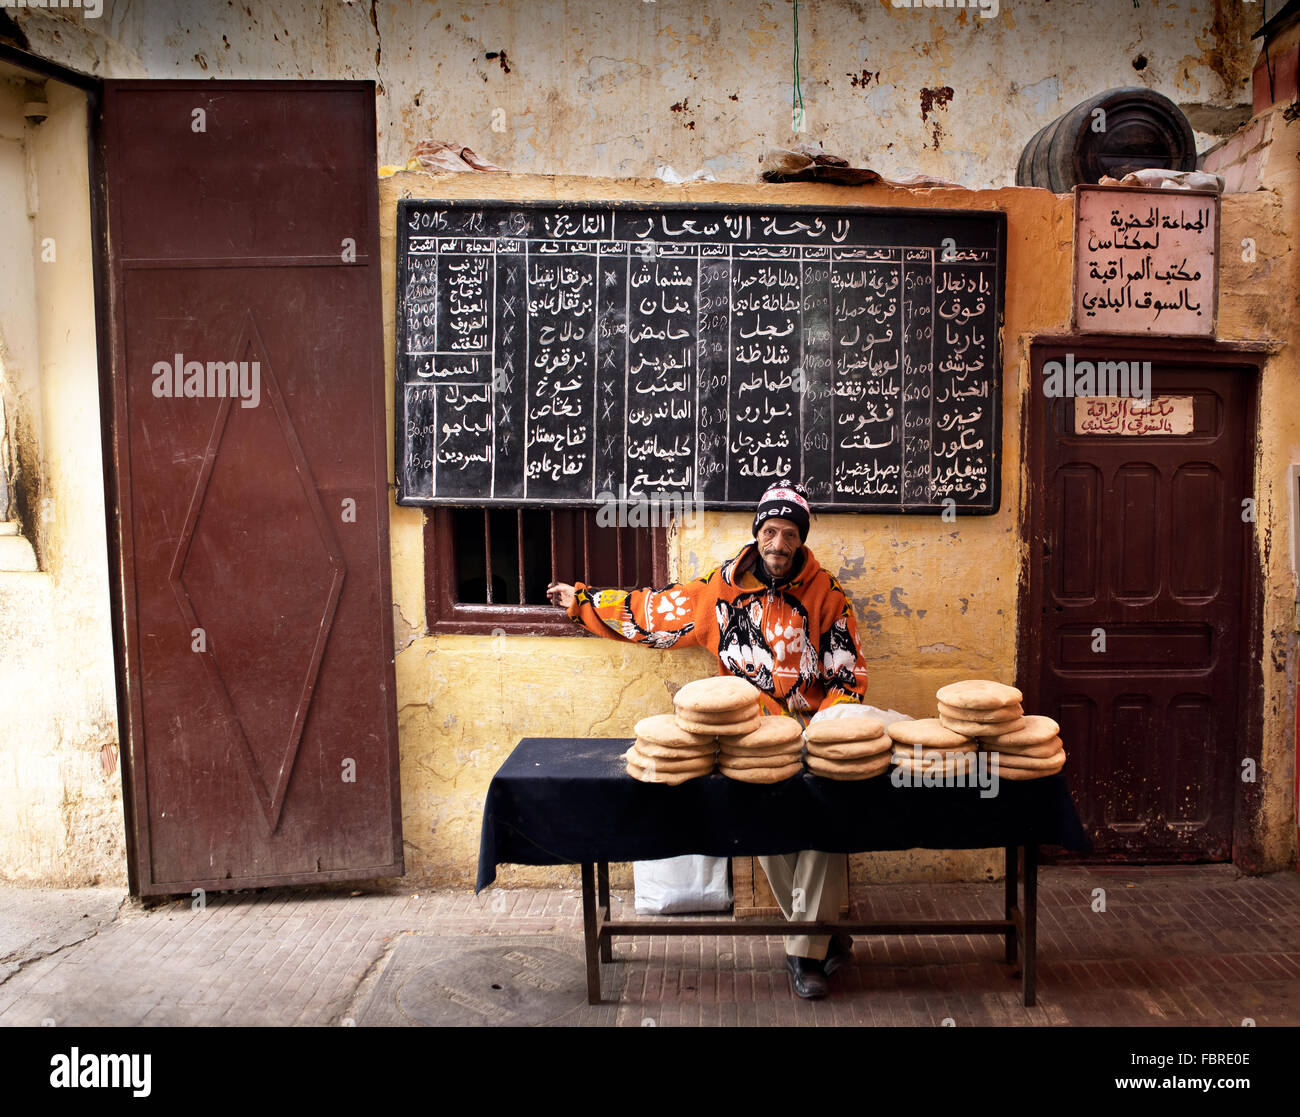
[{"xmin": 476, "ymin": 737, "xmax": 1090, "ymax": 890}]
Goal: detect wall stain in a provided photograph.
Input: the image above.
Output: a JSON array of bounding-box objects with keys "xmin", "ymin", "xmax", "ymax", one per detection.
[
  {"xmin": 369, "ymin": 0, "xmax": 382, "ymax": 67},
  {"xmin": 918, "ymin": 85, "xmax": 954, "ymax": 123},
  {"xmin": 919, "ymin": 85, "xmax": 954, "ymax": 150}
]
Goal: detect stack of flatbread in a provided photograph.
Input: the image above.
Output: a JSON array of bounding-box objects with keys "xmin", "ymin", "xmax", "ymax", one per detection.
[
  {"xmin": 886, "ymin": 717, "xmax": 978, "ymax": 777},
  {"xmin": 718, "ymin": 716, "xmax": 805, "ymax": 783},
  {"xmin": 673, "ymin": 676, "xmax": 762, "ymax": 739},
  {"xmin": 978, "ymin": 714, "xmax": 1067, "ymax": 780},
  {"xmin": 624, "ymin": 714, "xmax": 717, "ymax": 784},
  {"xmin": 936, "ymin": 680, "xmax": 1027, "ymax": 739},
  {"xmin": 803, "ymin": 713, "xmax": 893, "ymax": 780},
  {"xmin": 935, "ymin": 680, "xmax": 1066, "ymax": 780}
]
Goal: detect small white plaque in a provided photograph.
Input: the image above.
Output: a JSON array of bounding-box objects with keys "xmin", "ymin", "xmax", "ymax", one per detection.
[{"xmin": 1074, "ymin": 395, "xmax": 1194, "ymax": 436}]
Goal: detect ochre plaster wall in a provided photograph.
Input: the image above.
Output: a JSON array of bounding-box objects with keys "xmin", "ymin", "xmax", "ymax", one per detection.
[
  {"xmin": 0, "ymin": 0, "xmax": 1282, "ymax": 896},
  {"xmin": 380, "ymin": 167, "xmax": 1297, "ymax": 890},
  {"xmin": 0, "ymin": 82, "xmax": 123, "ymax": 886},
  {"xmin": 1235, "ymin": 105, "xmax": 1300, "ymax": 872}
]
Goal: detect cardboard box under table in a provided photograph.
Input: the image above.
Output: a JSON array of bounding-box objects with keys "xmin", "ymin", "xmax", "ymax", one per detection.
[{"xmin": 477, "ymin": 737, "xmax": 1090, "ymax": 1005}]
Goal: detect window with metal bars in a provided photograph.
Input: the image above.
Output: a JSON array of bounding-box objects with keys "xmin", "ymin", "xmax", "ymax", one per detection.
[{"xmin": 425, "ymin": 507, "xmax": 669, "ymax": 635}]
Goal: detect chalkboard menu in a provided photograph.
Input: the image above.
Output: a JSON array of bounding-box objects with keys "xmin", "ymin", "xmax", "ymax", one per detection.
[{"xmin": 396, "ymin": 199, "xmax": 1005, "ymax": 513}]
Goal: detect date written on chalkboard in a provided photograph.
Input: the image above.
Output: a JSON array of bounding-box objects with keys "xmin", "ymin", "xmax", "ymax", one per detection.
[{"xmin": 394, "ymin": 200, "xmax": 1005, "ymax": 514}]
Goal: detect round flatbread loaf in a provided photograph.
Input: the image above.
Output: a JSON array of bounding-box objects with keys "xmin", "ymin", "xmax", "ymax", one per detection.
[
  {"xmin": 983, "ymin": 715, "xmax": 1059, "ymax": 748},
  {"xmin": 634, "ymin": 714, "xmax": 716, "ymax": 749},
  {"xmin": 936, "ymin": 679, "xmax": 1023, "ymax": 710},
  {"xmin": 673, "ymin": 676, "xmax": 762, "ymax": 715},
  {"xmin": 634, "ymin": 737, "xmax": 717, "ymax": 760},
  {"xmin": 890, "ymin": 741, "xmax": 979, "ymax": 761},
  {"xmin": 725, "ymin": 717, "xmax": 804, "ymax": 750},
  {"xmin": 891, "ymin": 750, "xmax": 980, "ymax": 773},
  {"xmin": 983, "ymin": 734, "xmax": 1062, "ymax": 759},
  {"xmin": 989, "ymin": 752, "xmax": 1066, "ymax": 779},
  {"xmin": 717, "ymin": 760, "xmax": 803, "ymax": 783},
  {"xmin": 886, "ymin": 718, "xmax": 970, "ymax": 748},
  {"xmin": 938, "ymin": 713, "xmax": 1027, "ymax": 738},
  {"xmin": 719, "ymin": 735, "xmax": 803, "ymax": 757},
  {"xmin": 717, "ymin": 748, "xmax": 803, "ymax": 769},
  {"xmin": 676, "ymin": 703, "xmax": 761, "ymax": 726},
  {"xmin": 805, "ymin": 735, "xmax": 894, "ymax": 761},
  {"xmin": 806, "ymin": 752, "xmax": 893, "ymax": 778},
  {"xmin": 936, "ymin": 700, "xmax": 1024, "ymax": 723},
  {"xmin": 987, "ymin": 747, "xmax": 1066, "ymax": 771},
  {"xmin": 802, "ymin": 716, "xmax": 886, "ymax": 744},
  {"xmin": 626, "ymin": 757, "xmax": 710, "ymax": 785},
  {"xmin": 807, "ymin": 763, "xmax": 893, "ymax": 782},
  {"xmin": 677, "ymin": 713, "xmax": 762, "ymax": 737},
  {"xmin": 625, "ymin": 746, "xmax": 716, "ymax": 773},
  {"xmin": 718, "ymin": 737, "xmax": 799, "ymax": 758}
]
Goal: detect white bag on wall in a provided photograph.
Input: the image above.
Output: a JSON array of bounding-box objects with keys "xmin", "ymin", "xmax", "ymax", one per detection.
[{"xmin": 633, "ymin": 854, "xmax": 733, "ymax": 914}]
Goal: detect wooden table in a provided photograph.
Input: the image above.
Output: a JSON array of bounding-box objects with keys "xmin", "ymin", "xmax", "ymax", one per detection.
[
  {"xmin": 478, "ymin": 738, "xmax": 1087, "ymax": 1006},
  {"xmin": 579, "ymin": 845, "xmax": 1039, "ymax": 1004}
]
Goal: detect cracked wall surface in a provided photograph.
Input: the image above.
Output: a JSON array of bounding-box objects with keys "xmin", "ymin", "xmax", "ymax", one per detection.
[{"xmin": 13, "ymin": 0, "xmax": 1256, "ymax": 188}]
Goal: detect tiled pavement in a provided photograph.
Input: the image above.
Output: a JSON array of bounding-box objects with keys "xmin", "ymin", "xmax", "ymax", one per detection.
[{"xmin": 1, "ymin": 864, "xmax": 1297, "ymax": 1026}]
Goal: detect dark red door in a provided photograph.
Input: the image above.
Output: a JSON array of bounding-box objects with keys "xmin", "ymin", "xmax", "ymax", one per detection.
[
  {"xmin": 1024, "ymin": 345, "xmax": 1254, "ymax": 860},
  {"xmin": 102, "ymin": 82, "xmax": 402, "ymax": 895}
]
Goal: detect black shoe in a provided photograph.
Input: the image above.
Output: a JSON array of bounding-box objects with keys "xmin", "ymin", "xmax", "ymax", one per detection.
[
  {"xmin": 785, "ymin": 954, "xmax": 829, "ymax": 999},
  {"xmin": 822, "ymin": 932, "xmax": 854, "ymax": 978}
]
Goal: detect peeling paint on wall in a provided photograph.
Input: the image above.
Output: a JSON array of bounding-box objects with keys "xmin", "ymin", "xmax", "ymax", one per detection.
[{"xmin": 11, "ymin": 0, "xmax": 1259, "ymax": 187}]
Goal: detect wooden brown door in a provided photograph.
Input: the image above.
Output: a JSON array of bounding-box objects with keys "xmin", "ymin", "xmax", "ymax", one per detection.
[
  {"xmin": 102, "ymin": 81, "xmax": 402, "ymax": 895},
  {"xmin": 1023, "ymin": 343, "xmax": 1256, "ymax": 861}
]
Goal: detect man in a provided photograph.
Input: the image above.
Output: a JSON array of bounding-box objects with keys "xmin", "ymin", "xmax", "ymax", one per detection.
[{"xmin": 546, "ymin": 480, "xmax": 871, "ymax": 999}]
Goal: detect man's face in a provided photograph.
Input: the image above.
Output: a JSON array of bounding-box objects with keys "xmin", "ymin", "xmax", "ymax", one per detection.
[{"xmin": 756, "ymin": 518, "xmax": 801, "ymax": 579}]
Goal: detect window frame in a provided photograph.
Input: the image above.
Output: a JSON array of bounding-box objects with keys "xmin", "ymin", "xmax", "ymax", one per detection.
[{"xmin": 424, "ymin": 506, "xmax": 669, "ymax": 636}]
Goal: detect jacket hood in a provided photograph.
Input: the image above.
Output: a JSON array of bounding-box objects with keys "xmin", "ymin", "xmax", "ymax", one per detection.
[{"xmin": 723, "ymin": 541, "xmax": 821, "ymax": 590}]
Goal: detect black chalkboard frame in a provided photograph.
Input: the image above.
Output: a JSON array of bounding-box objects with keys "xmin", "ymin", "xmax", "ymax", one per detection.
[{"xmin": 394, "ymin": 197, "xmax": 1006, "ymax": 516}]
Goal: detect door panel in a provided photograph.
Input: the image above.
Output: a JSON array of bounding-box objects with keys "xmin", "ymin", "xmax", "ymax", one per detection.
[
  {"xmin": 103, "ymin": 82, "xmax": 402, "ymax": 894},
  {"xmin": 1030, "ymin": 357, "xmax": 1250, "ymax": 860}
]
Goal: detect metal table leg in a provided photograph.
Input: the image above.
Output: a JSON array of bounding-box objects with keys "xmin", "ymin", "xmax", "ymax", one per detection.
[
  {"xmin": 1024, "ymin": 843, "xmax": 1038, "ymax": 1006},
  {"xmin": 597, "ymin": 861, "xmax": 612, "ymax": 963},
  {"xmin": 1004, "ymin": 844, "xmax": 1018, "ymax": 964},
  {"xmin": 580, "ymin": 862, "xmax": 602, "ymax": 1004}
]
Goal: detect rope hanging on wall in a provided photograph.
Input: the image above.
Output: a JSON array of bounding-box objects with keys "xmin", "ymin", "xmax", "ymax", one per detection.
[{"xmin": 791, "ymin": 0, "xmax": 805, "ymax": 133}]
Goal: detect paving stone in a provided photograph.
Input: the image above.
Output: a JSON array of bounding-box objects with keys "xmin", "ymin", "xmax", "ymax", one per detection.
[{"xmin": 0, "ymin": 868, "xmax": 1298, "ymax": 1025}]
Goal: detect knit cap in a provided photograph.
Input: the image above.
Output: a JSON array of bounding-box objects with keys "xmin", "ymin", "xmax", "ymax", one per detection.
[{"xmin": 752, "ymin": 481, "xmax": 811, "ymax": 542}]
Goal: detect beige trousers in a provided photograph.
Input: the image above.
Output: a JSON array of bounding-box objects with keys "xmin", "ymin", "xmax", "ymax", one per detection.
[{"xmin": 757, "ymin": 850, "xmax": 848, "ymax": 960}]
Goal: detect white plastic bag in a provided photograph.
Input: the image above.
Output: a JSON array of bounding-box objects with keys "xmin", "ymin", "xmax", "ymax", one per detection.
[
  {"xmin": 808, "ymin": 703, "xmax": 914, "ymax": 730},
  {"xmin": 633, "ymin": 854, "xmax": 732, "ymax": 915},
  {"xmin": 1117, "ymin": 168, "xmax": 1224, "ymax": 193}
]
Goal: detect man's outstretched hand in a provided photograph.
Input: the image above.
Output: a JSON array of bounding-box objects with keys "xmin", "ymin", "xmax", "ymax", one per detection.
[{"xmin": 547, "ymin": 581, "xmax": 575, "ymax": 609}]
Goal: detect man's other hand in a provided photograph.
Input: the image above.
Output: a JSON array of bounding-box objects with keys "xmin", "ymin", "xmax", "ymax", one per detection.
[{"xmin": 546, "ymin": 581, "xmax": 575, "ymax": 609}]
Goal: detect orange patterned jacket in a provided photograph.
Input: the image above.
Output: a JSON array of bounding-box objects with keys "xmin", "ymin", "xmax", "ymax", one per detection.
[{"xmin": 566, "ymin": 542, "xmax": 869, "ymax": 717}]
